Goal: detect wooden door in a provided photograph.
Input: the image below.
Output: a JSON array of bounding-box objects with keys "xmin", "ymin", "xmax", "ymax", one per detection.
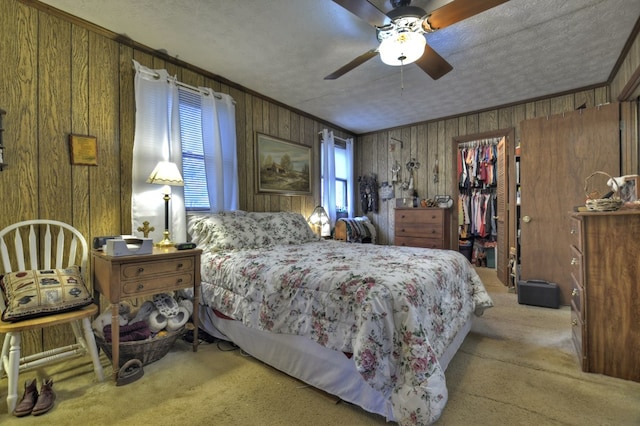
[
  {"xmin": 519, "ymin": 103, "xmax": 620, "ymax": 305},
  {"xmin": 495, "ymin": 136, "xmax": 508, "ymax": 284}
]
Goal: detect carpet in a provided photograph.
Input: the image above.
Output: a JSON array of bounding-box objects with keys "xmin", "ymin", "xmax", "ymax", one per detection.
[{"xmin": 0, "ymin": 267, "xmax": 638, "ymax": 425}]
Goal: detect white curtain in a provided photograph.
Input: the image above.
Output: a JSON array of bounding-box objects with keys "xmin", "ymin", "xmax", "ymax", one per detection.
[
  {"xmin": 131, "ymin": 60, "xmax": 186, "ymax": 242},
  {"xmin": 321, "ymin": 129, "xmax": 337, "ymax": 225},
  {"xmin": 345, "ymin": 137, "xmax": 355, "ymax": 218},
  {"xmin": 200, "ymin": 87, "xmax": 239, "ymax": 212}
]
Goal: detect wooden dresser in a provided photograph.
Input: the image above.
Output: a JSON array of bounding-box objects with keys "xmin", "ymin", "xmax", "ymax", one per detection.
[
  {"xmin": 394, "ymin": 207, "xmax": 450, "ymax": 249},
  {"xmin": 569, "ymin": 210, "xmax": 640, "ymax": 382}
]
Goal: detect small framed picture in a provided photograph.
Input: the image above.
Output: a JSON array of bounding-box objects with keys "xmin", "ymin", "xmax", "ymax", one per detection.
[
  {"xmin": 619, "ymin": 176, "xmax": 639, "ymax": 202},
  {"xmin": 69, "ymin": 134, "xmax": 98, "ymax": 166}
]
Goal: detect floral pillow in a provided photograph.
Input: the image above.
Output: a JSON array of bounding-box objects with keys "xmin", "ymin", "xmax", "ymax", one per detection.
[
  {"xmin": 187, "ymin": 213, "xmax": 274, "ymax": 251},
  {"xmin": 247, "ymin": 212, "xmax": 319, "ymax": 245},
  {"xmin": 1, "ymin": 266, "xmax": 94, "ymax": 322}
]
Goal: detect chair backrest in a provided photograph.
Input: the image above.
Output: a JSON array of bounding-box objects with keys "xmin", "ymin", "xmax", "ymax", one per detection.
[{"xmin": 0, "ymin": 220, "xmax": 89, "ymax": 310}]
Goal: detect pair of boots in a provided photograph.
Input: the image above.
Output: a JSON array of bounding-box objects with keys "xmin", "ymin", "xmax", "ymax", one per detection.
[{"xmin": 13, "ymin": 378, "xmax": 56, "ymax": 417}]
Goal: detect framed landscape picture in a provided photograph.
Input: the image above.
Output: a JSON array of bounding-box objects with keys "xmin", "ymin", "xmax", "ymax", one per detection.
[{"xmin": 255, "ymin": 133, "xmax": 312, "ymax": 195}]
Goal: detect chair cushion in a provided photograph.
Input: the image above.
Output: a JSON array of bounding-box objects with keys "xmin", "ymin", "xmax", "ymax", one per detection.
[{"xmin": 1, "ymin": 266, "xmax": 93, "ymax": 322}]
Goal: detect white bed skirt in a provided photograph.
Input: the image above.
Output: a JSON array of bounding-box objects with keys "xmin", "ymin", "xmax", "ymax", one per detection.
[{"xmin": 199, "ymin": 305, "xmax": 473, "ymax": 422}]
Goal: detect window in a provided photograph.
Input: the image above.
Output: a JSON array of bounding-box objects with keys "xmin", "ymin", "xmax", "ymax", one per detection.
[
  {"xmin": 321, "ymin": 142, "xmax": 349, "ymax": 216},
  {"xmin": 178, "ymin": 88, "xmax": 210, "ymax": 211}
]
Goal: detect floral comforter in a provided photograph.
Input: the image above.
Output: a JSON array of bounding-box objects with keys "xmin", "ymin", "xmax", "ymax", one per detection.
[{"xmin": 199, "ymin": 240, "xmax": 493, "ymax": 425}]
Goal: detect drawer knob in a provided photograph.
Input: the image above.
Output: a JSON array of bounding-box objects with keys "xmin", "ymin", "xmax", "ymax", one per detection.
[
  {"xmin": 176, "ymin": 278, "xmax": 183, "ymax": 284},
  {"xmin": 431, "ymin": 229, "xmax": 436, "ymax": 234},
  {"xmin": 570, "ymin": 228, "xmax": 576, "ymax": 235},
  {"xmin": 137, "ymin": 284, "xmax": 144, "ymax": 290},
  {"xmin": 138, "ymin": 267, "xmax": 144, "ymax": 273},
  {"xmin": 177, "ymin": 263, "xmax": 183, "ymax": 268},
  {"xmin": 570, "ymin": 258, "xmax": 578, "ymax": 265},
  {"xmin": 571, "ymin": 319, "xmax": 578, "ymax": 327},
  {"xmin": 571, "ymin": 289, "xmax": 579, "ymax": 296}
]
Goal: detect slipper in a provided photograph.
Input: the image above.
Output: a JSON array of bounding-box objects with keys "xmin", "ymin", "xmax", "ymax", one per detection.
[
  {"xmin": 166, "ymin": 306, "xmax": 189, "ymax": 331},
  {"xmin": 153, "ymin": 293, "xmax": 179, "ymax": 318},
  {"xmin": 116, "ymin": 359, "xmax": 144, "ymax": 386},
  {"xmin": 148, "ymin": 310, "xmax": 168, "ymax": 333}
]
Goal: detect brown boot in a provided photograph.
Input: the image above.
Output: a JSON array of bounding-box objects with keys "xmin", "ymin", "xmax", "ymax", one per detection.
[
  {"xmin": 32, "ymin": 378, "xmax": 56, "ymax": 416},
  {"xmin": 13, "ymin": 378, "xmax": 38, "ymax": 417}
]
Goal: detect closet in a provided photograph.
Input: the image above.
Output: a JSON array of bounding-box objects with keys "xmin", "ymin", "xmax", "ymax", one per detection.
[{"xmin": 453, "ymin": 130, "xmax": 513, "ymax": 286}]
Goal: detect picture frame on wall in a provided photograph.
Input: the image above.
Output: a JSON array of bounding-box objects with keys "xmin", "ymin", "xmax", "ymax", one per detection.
[
  {"xmin": 255, "ymin": 132, "xmax": 312, "ymax": 195},
  {"xmin": 69, "ymin": 134, "xmax": 98, "ymax": 166}
]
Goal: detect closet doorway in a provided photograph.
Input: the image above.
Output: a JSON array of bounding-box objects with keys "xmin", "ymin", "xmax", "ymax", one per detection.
[{"xmin": 452, "ymin": 128, "xmax": 515, "ymax": 286}]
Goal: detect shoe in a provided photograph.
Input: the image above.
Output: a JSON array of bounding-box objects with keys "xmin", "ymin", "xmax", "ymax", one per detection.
[
  {"xmin": 116, "ymin": 358, "xmax": 144, "ymax": 386},
  {"xmin": 13, "ymin": 378, "xmax": 39, "ymax": 417},
  {"xmin": 32, "ymin": 378, "xmax": 56, "ymax": 416}
]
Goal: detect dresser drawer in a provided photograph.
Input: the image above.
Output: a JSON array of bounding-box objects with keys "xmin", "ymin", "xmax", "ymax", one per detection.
[
  {"xmin": 121, "ymin": 258, "xmax": 194, "ymax": 280},
  {"xmin": 569, "ymin": 245, "xmax": 583, "ymax": 286},
  {"xmin": 122, "ymin": 271, "xmax": 195, "ymax": 296},
  {"xmin": 395, "ymin": 223, "xmax": 443, "ymax": 239},
  {"xmin": 571, "ymin": 307, "xmax": 585, "ymax": 369},
  {"xmin": 570, "ymin": 273, "xmax": 583, "ymax": 319},
  {"xmin": 395, "ymin": 236, "xmax": 443, "ymax": 249},
  {"xmin": 395, "ymin": 209, "xmax": 442, "ymax": 224},
  {"xmin": 569, "ymin": 217, "xmax": 582, "ymax": 250}
]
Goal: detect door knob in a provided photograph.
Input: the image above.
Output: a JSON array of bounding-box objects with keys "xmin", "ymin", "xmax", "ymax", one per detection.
[{"xmin": 522, "ymin": 215, "xmax": 531, "ymax": 223}]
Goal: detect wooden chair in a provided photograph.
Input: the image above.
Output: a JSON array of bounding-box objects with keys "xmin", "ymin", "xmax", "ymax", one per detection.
[{"xmin": 0, "ymin": 220, "xmax": 104, "ymax": 413}]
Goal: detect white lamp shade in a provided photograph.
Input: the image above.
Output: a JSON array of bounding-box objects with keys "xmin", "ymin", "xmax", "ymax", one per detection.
[
  {"xmin": 146, "ymin": 161, "xmax": 184, "ymax": 186},
  {"xmin": 379, "ymin": 31, "xmax": 426, "ymax": 66}
]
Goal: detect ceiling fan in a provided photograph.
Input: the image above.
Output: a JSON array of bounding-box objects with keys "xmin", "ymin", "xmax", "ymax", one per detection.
[{"xmin": 325, "ymin": 0, "xmax": 509, "ymax": 80}]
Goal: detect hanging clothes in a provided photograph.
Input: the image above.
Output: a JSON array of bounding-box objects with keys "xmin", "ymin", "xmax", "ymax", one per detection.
[{"xmin": 457, "ymin": 137, "xmax": 501, "ymax": 240}]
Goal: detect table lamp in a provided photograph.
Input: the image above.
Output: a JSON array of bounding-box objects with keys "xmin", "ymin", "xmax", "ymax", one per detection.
[
  {"xmin": 308, "ymin": 205, "xmax": 330, "ymax": 237},
  {"xmin": 146, "ymin": 161, "xmax": 184, "ymax": 247}
]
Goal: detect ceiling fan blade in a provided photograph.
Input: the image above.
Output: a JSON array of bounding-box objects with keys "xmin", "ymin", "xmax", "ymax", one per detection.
[
  {"xmin": 332, "ymin": 0, "xmax": 388, "ymax": 27},
  {"xmin": 414, "ymin": 43, "xmax": 453, "ymax": 80},
  {"xmin": 324, "ymin": 49, "xmax": 379, "ymax": 80},
  {"xmin": 427, "ymin": 0, "xmax": 509, "ymax": 30}
]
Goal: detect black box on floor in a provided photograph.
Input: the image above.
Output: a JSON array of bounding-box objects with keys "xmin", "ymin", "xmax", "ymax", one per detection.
[{"xmin": 517, "ymin": 280, "xmax": 560, "ymax": 309}]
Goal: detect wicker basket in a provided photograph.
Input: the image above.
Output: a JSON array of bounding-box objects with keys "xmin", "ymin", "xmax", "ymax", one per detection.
[
  {"xmin": 95, "ymin": 327, "xmax": 184, "ymax": 368},
  {"xmin": 584, "ymin": 171, "xmax": 623, "ymax": 212}
]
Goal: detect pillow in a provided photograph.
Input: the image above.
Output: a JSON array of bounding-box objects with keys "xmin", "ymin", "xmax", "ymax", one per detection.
[
  {"xmin": 1, "ymin": 266, "xmax": 93, "ymax": 322},
  {"xmin": 187, "ymin": 213, "xmax": 274, "ymax": 251},
  {"xmin": 247, "ymin": 212, "xmax": 319, "ymax": 245}
]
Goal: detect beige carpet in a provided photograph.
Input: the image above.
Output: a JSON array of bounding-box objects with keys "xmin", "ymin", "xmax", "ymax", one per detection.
[{"xmin": 1, "ymin": 267, "xmax": 639, "ymax": 425}]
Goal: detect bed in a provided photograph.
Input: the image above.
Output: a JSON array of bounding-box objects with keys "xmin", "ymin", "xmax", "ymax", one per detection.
[{"xmin": 187, "ymin": 211, "xmax": 493, "ymax": 425}]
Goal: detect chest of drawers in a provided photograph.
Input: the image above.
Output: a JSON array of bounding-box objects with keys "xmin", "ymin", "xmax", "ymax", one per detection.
[
  {"xmin": 569, "ymin": 211, "xmax": 640, "ymax": 382},
  {"xmin": 92, "ymin": 247, "xmax": 202, "ymax": 380},
  {"xmin": 394, "ymin": 208, "xmax": 450, "ymax": 249}
]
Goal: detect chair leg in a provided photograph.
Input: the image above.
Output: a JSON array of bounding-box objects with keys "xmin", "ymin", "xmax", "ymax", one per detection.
[
  {"xmin": 5, "ymin": 332, "xmax": 21, "ymax": 414},
  {"xmin": 81, "ymin": 318, "xmax": 104, "ymax": 382},
  {"xmin": 0, "ymin": 333, "xmax": 10, "ymax": 377}
]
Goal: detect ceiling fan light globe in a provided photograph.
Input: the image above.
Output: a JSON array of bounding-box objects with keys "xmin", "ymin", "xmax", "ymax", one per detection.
[{"xmin": 379, "ymin": 31, "xmax": 426, "ymax": 66}]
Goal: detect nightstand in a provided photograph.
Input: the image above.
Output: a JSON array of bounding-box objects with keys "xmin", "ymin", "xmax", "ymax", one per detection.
[{"xmin": 91, "ymin": 247, "xmax": 202, "ymax": 380}]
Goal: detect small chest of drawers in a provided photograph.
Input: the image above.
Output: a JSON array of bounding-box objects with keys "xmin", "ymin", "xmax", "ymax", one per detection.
[
  {"xmin": 569, "ymin": 211, "xmax": 640, "ymax": 382},
  {"xmin": 394, "ymin": 208, "xmax": 450, "ymax": 249},
  {"xmin": 92, "ymin": 247, "xmax": 202, "ymax": 380}
]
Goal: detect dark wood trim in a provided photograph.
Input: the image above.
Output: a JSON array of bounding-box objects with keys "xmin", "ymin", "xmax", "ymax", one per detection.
[
  {"xmin": 608, "ymin": 15, "xmax": 640, "ymax": 84},
  {"xmin": 617, "ymin": 65, "xmax": 640, "ymax": 101}
]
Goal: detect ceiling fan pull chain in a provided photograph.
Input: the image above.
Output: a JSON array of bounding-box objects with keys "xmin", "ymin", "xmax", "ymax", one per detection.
[{"xmin": 400, "ymin": 60, "xmax": 405, "ymax": 94}]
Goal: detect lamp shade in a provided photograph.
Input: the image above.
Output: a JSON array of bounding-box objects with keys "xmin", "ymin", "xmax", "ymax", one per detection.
[
  {"xmin": 308, "ymin": 206, "xmax": 329, "ymax": 226},
  {"xmin": 146, "ymin": 161, "xmax": 184, "ymax": 186},
  {"xmin": 379, "ymin": 31, "xmax": 426, "ymax": 66}
]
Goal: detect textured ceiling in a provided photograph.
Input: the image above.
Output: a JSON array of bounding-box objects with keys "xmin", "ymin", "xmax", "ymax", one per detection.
[{"xmin": 39, "ymin": 0, "xmax": 640, "ymax": 134}]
